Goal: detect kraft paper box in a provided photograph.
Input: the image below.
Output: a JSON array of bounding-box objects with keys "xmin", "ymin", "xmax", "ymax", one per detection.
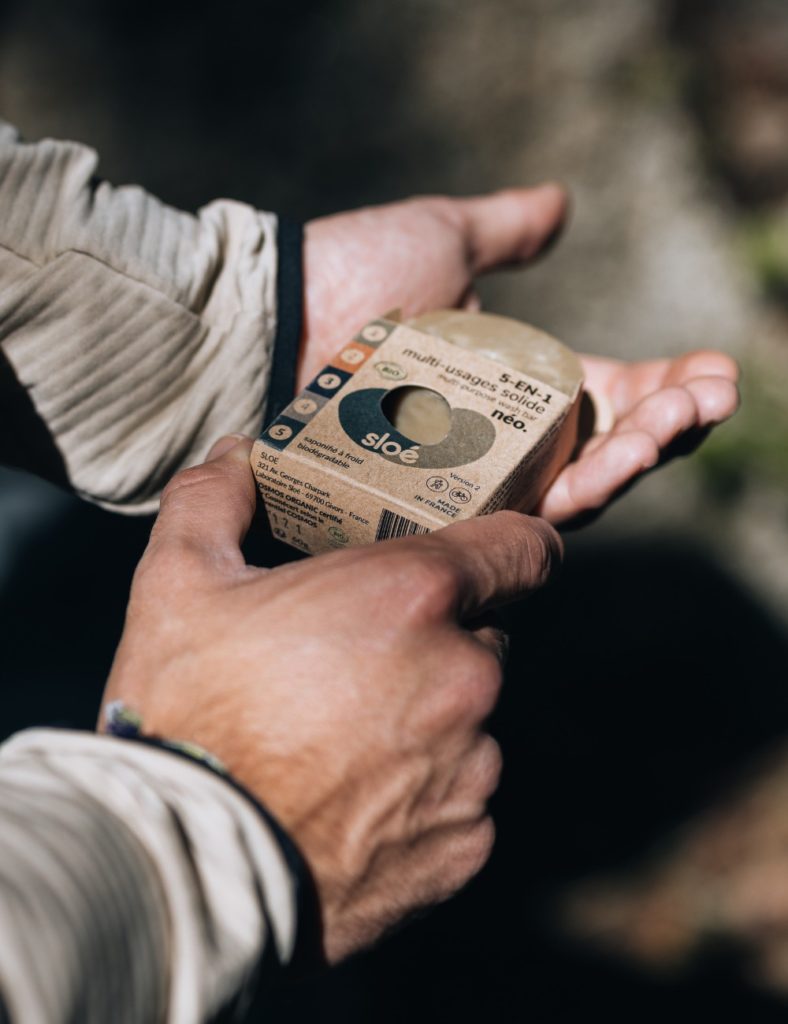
[{"xmin": 252, "ymin": 317, "xmax": 582, "ymax": 555}]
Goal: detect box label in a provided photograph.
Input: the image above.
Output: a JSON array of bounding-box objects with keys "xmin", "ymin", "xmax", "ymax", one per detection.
[{"xmin": 252, "ymin": 318, "xmax": 579, "ymax": 554}]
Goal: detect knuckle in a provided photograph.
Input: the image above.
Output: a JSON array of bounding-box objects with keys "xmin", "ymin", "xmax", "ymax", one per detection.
[
  {"xmin": 128, "ymin": 551, "xmax": 159, "ymax": 596},
  {"xmin": 433, "ymin": 645, "xmax": 503, "ymax": 728},
  {"xmin": 482, "ymin": 509, "xmax": 561, "ymax": 587},
  {"xmin": 160, "ymin": 462, "xmax": 226, "ymax": 505},
  {"xmin": 517, "ymin": 515, "xmax": 563, "ymax": 582},
  {"xmin": 475, "ymin": 735, "xmax": 503, "ymax": 799},
  {"xmin": 466, "ymin": 649, "xmax": 504, "ymax": 720},
  {"xmin": 526, "ymin": 529, "xmax": 552, "ymax": 584},
  {"xmin": 683, "ymin": 350, "xmax": 740, "ymax": 382},
  {"xmin": 393, "ymin": 550, "xmax": 463, "ymax": 621},
  {"xmin": 411, "ymin": 194, "xmax": 463, "ymax": 229},
  {"xmin": 454, "ymin": 817, "xmax": 496, "ymax": 887},
  {"xmin": 133, "ymin": 536, "xmax": 206, "ymax": 597},
  {"xmin": 648, "ymin": 386, "xmax": 696, "ymax": 431}
]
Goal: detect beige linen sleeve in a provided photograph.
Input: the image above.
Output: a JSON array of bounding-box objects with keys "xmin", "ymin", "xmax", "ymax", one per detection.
[
  {"xmin": 0, "ymin": 729, "xmax": 300, "ymax": 1024},
  {"xmin": 0, "ymin": 120, "xmax": 280, "ymax": 514}
]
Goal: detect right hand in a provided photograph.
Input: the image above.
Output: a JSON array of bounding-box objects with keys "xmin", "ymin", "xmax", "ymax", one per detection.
[{"xmin": 101, "ymin": 435, "xmax": 561, "ymax": 962}]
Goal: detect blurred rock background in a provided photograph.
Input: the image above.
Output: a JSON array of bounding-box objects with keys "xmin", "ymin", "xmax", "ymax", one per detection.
[{"xmin": 2, "ymin": 0, "xmax": 788, "ymax": 1019}]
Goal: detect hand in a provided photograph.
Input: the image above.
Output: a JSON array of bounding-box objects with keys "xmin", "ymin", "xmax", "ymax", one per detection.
[
  {"xmin": 302, "ymin": 189, "xmax": 739, "ymax": 529},
  {"xmin": 101, "ymin": 435, "xmax": 561, "ymax": 962},
  {"xmin": 537, "ymin": 350, "xmax": 740, "ymax": 527},
  {"xmin": 301, "ymin": 185, "xmax": 568, "ymax": 388}
]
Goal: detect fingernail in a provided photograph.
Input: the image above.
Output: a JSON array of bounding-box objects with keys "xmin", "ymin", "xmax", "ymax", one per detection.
[{"xmin": 207, "ymin": 433, "xmax": 248, "ymax": 460}]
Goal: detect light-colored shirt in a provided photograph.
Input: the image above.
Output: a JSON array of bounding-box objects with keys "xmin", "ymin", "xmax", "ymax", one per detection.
[
  {"xmin": 0, "ymin": 731, "xmax": 299, "ymax": 1023},
  {"xmin": 0, "ymin": 118, "xmax": 279, "ymax": 514}
]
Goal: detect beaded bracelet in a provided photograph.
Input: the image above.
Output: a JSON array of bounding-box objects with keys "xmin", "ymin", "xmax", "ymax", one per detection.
[{"xmin": 103, "ymin": 700, "xmax": 228, "ymax": 776}]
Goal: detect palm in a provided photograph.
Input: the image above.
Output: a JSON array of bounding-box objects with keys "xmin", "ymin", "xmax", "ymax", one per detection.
[
  {"xmin": 302, "ymin": 189, "xmax": 739, "ymax": 530},
  {"xmin": 301, "ymin": 187, "xmax": 567, "ymax": 388}
]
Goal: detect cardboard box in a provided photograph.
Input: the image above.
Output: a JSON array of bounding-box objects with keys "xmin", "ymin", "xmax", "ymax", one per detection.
[{"xmin": 252, "ymin": 316, "xmax": 582, "ymax": 555}]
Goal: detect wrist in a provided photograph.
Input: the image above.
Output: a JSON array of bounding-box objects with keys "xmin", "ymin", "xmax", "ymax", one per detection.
[{"xmin": 102, "ymin": 701, "xmax": 324, "ymax": 971}]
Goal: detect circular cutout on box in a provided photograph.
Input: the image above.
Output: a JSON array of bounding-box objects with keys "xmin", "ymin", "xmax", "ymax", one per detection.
[{"xmin": 382, "ymin": 385, "xmax": 452, "ymax": 446}]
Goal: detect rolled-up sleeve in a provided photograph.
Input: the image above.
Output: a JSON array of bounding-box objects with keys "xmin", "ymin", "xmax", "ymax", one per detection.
[
  {"xmin": 0, "ymin": 120, "xmax": 281, "ymax": 513},
  {"xmin": 0, "ymin": 729, "xmax": 301, "ymax": 1023}
]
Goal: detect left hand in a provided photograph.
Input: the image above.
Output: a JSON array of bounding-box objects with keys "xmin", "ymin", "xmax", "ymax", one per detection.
[
  {"xmin": 301, "ymin": 185, "xmax": 569, "ymax": 387},
  {"xmin": 303, "ymin": 190, "xmax": 739, "ymax": 530}
]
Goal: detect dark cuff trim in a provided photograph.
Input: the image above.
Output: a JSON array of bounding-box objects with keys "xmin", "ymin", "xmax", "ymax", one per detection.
[{"xmin": 265, "ymin": 218, "xmax": 304, "ymax": 425}]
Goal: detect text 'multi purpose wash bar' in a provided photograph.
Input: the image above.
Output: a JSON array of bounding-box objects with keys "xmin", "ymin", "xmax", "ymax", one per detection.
[{"xmin": 252, "ymin": 311, "xmax": 584, "ymax": 555}]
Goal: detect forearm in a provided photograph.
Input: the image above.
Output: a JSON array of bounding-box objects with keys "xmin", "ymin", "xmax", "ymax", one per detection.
[
  {"xmin": 0, "ymin": 729, "xmax": 300, "ymax": 1023},
  {"xmin": 0, "ymin": 120, "xmax": 301, "ymax": 513}
]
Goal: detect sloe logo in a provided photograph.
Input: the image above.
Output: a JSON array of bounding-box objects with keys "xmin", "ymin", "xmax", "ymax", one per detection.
[
  {"xmin": 338, "ymin": 389, "xmax": 496, "ymax": 469},
  {"xmin": 360, "ymin": 432, "xmax": 420, "ymax": 463}
]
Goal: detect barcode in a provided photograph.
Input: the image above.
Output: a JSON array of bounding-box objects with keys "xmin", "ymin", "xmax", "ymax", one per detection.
[{"xmin": 375, "ymin": 508, "xmax": 430, "ymax": 541}]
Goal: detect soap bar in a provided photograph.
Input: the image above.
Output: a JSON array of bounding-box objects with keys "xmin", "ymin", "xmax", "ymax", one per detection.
[
  {"xmin": 410, "ymin": 310, "xmax": 613, "ymax": 436},
  {"xmin": 252, "ymin": 314, "xmax": 584, "ymax": 554},
  {"xmin": 392, "ymin": 310, "xmax": 584, "ymax": 449},
  {"xmin": 409, "ymin": 310, "xmax": 583, "ymax": 396},
  {"xmin": 382, "ymin": 385, "xmax": 452, "ymax": 445}
]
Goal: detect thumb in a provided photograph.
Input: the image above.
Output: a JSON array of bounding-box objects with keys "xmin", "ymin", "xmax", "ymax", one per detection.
[
  {"xmin": 455, "ymin": 183, "xmax": 569, "ymax": 274},
  {"xmin": 147, "ymin": 434, "xmax": 256, "ymax": 575}
]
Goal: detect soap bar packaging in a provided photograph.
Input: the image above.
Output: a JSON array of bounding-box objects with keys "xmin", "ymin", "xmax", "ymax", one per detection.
[{"xmin": 252, "ymin": 317, "xmax": 582, "ymax": 555}]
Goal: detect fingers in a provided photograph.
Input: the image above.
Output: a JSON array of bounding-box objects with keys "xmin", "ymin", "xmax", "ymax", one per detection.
[
  {"xmin": 611, "ymin": 386, "xmax": 700, "ymax": 446},
  {"xmin": 146, "ymin": 435, "xmax": 256, "ymax": 577},
  {"xmin": 581, "ymin": 350, "xmax": 740, "ymax": 423},
  {"xmin": 537, "ymin": 431, "xmax": 660, "ymax": 526},
  {"xmin": 423, "ymin": 734, "xmax": 504, "ymax": 831},
  {"xmin": 460, "ymin": 287, "xmax": 483, "ymax": 312},
  {"xmin": 428, "ymin": 510, "xmax": 563, "ymax": 616},
  {"xmin": 541, "ymin": 365, "xmax": 739, "ymax": 526},
  {"xmin": 610, "ymin": 379, "xmax": 740, "ymax": 446},
  {"xmin": 682, "ymin": 375, "xmax": 740, "ymax": 426},
  {"xmin": 454, "ymin": 184, "xmax": 569, "ymax": 274},
  {"xmin": 663, "ymin": 349, "xmax": 740, "ymax": 389},
  {"xmin": 326, "ymin": 814, "xmax": 496, "ymax": 961},
  {"xmin": 655, "ymin": 354, "xmax": 740, "ymax": 428},
  {"xmin": 543, "ymin": 349, "xmax": 741, "ymax": 526},
  {"xmin": 454, "ymin": 734, "xmax": 503, "ymax": 809},
  {"xmin": 407, "ymin": 816, "xmax": 497, "ymax": 907}
]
